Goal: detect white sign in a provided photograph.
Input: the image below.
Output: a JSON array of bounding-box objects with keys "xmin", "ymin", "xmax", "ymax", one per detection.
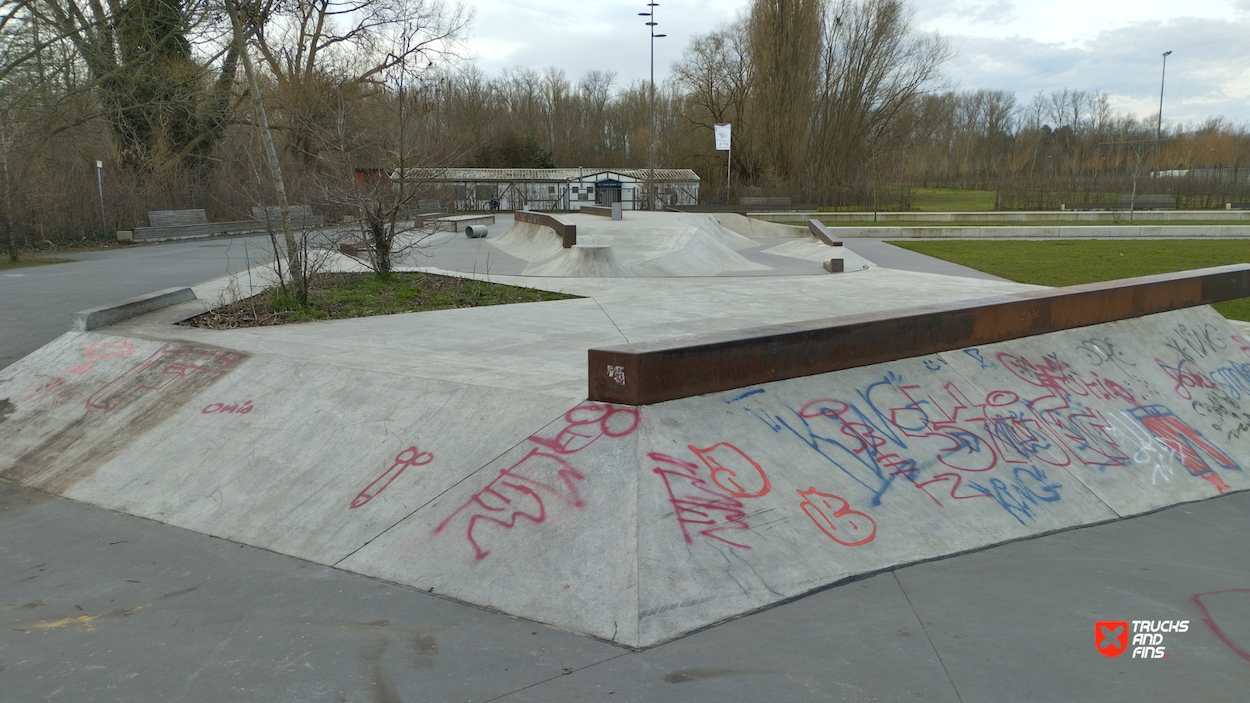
[
  {"xmin": 714, "ymin": 123, "xmax": 731, "ymax": 151},
  {"xmin": 96, "ymin": 160, "xmax": 103, "ymax": 168}
]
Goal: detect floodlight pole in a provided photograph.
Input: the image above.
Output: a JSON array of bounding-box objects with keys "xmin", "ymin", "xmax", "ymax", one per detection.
[
  {"xmin": 1155, "ymin": 50, "xmax": 1172, "ymax": 178},
  {"xmin": 639, "ymin": 3, "xmax": 665, "ymax": 210}
]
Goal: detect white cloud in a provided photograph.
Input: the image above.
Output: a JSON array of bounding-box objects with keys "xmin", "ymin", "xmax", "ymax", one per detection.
[
  {"xmin": 945, "ymin": 17, "xmax": 1250, "ymax": 124},
  {"xmin": 457, "ymin": 1, "xmax": 1250, "ymax": 123}
]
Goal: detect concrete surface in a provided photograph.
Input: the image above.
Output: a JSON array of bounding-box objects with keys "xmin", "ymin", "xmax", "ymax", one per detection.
[
  {"xmin": 5, "ymin": 213, "xmax": 1250, "ymax": 695},
  {"xmin": 3, "ymin": 476, "xmax": 1248, "ymax": 702}
]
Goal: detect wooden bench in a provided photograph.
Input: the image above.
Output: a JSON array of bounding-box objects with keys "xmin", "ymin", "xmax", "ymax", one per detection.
[
  {"xmin": 132, "ymin": 209, "xmax": 266, "ymax": 241},
  {"xmin": 251, "ymin": 205, "xmax": 324, "ymax": 228}
]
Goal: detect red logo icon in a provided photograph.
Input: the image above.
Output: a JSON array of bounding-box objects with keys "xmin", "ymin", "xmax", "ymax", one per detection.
[{"xmin": 1096, "ymin": 621, "xmax": 1129, "ymax": 658}]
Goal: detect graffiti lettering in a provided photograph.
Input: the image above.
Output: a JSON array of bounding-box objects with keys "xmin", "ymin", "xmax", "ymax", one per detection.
[
  {"xmin": 968, "ymin": 466, "xmax": 1062, "ymax": 526},
  {"xmin": 1130, "ymin": 405, "xmax": 1240, "ymax": 493},
  {"xmin": 20, "ymin": 341, "xmax": 135, "ymax": 405},
  {"xmin": 432, "ymin": 404, "xmax": 640, "ymax": 561},
  {"xmin": 86, "ymin": 344, "xmax": 243, "ymax": 412},
  {"xmin": 201, "ymin": 400, "xmax": 253, "ymax": 415},
  {"xmin": 688, "ymin": 442, "xmax": 771, "ymax": 499},
  {"xmin": 796, "ymin": 488, "xmax": 877, "ymax": 546},
  {"xmin": 652, "ymin": 452, "xmax": 752, "ymax": 549}
]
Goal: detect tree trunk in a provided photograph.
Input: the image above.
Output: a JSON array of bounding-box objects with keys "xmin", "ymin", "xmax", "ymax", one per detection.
[
  {"xmin": 225, "ymin": 0, "xmax": 303, "ymax": 299},
  {"xmin": 2, "ymin": 121, "xmax": 16, "ymax": 263}
]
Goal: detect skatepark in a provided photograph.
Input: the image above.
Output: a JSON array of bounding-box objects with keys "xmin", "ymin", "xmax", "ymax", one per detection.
[{"xmin": 3, "ymin": 211, "xmax": 1250, "ymax": 700}]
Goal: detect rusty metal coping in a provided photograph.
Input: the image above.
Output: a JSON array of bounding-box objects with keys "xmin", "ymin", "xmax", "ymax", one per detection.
[
  {"xmin": 515, "ymin": 210, "xmax": 576, "ymax": 248},
  {"xmin": 587, "ymin": 264, "xmax": 1250, "ymax": 406}
]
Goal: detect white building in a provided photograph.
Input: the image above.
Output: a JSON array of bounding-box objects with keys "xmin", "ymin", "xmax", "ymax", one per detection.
[{"xmin": 394, "ymin": 168, "xmax": 701, "ymax": 212}]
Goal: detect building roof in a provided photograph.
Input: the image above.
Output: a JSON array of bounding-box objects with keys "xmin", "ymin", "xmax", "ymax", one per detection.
[{"xmin": 394, "ymin": 167, "xmax": 700, "ymax": 182}]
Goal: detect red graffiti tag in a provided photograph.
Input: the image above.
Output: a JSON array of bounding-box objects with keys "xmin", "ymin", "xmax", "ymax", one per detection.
[
  {"xmin": 21, "ymin": 340, "xmax": 135, "ymax": 405},
  {"xmin": 1130, "ymin": 405, "xmax": 1238, "ymax": 493},
  {"xmin": 797, "ymin": 488, "xmax": 877, "ymax": 546},
  {"xmin": 87, "ymin": 344, "xmax": 243, "ymax": 412},
  {"xmin": 351, "ymin": 446, "xmax": 434, "ymax": 509},
  {"xmin": 652, "ymin": 452, "xmax": 753, "ymax": 549},
  {"xmin": 1156, "ymin": 358, "xmax": 1219, "ymax": 400},
  {"xmin": 688, "ymin": 442, "xmax": 771, "ymax": 498},
  {"xmin": 432, "ymin": 404, "xmax": 640, "ymax": 561},
  {"xmin": 1191, "ymin": 589, "xmax": 1250, "ymax": 663},
  {"xmin": 201, "ymin": 401, "xmax": 253, "ymax": 415}
]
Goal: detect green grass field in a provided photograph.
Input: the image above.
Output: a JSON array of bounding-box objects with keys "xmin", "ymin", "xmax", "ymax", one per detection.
[
  {"xmin": 887, "ymin": 239, "xmax": 1250, "ymax": 321},
  {"xmin": 819, "ymin": 220, "xmax": 1238, "ymax": 227},
  {"xmin": 909, "ymin": 188, "xmax": 997, "ymax": 212}
]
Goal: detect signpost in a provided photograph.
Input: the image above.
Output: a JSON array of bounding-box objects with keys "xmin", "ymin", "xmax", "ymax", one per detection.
[
  {"xmin": 714, "ymin": 123, "xmax": 731, "ymax": 204},
  {"xmin": 96, "ymin": 160, "xmax": 107, "ymax": 239}
]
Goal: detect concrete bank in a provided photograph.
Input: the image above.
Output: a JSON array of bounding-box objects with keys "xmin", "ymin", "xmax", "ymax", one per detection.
[{"xmin": 3, "ymin": 304, "xmax": 1248, "ymax": 647}]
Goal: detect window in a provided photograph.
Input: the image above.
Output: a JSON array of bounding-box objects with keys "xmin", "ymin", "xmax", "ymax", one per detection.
[{"xmin": 548, "ymin": 186, "xmax": 556, "ymax": 194}]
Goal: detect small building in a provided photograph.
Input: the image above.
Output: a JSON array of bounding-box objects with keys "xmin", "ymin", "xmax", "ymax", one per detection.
[{"xmin": 393, "ymin": 168, "xmax": 701, "ymax": 212}]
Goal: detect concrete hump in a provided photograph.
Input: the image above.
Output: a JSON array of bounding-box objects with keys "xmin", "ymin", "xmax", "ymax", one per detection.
[
  {"xmin": 4, "ymin": 307, "xmax": 1250, "ymax": 649},
  {"xmin": 526, "ymin": 244, "xmax": 634, "ymax": 277}
]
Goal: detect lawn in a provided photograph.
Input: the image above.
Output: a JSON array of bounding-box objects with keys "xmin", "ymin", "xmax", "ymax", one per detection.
[
  {"xmin": 909, "ymin": 188, "xmax": 997, "ymax": 212},
  {"xmin": 818, "ymin": 220, "xmax": 1238, "ymax": 227},
  {"xmin": 182, "ymin": 272, "xmax": 578, "ymax": 328},
  {"xmin": 887, "ymin": 239, "xmax": 1250, "ymax": 321},
  {"xmin": 0, "ymin": 255, "xmax": 72, "ymax": 270}
]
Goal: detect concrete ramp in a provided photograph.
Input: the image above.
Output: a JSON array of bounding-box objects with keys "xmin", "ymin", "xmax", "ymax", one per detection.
[
  {"xmin": 711, "ymin": 212, "xmax": 808, "ymax": 239},
  {"xmin": 4, "ymin": 267, "xmax": 1250, "ymax": 648},
  {"xmin": 336, "ymin": 306, "xmax": 1250, "ymax": 646}
]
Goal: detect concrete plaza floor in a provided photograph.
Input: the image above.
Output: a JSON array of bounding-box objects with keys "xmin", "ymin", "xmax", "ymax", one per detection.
[{"xmin": 2, "ymin": 219, "xmax": 1249, "ymax": 700}]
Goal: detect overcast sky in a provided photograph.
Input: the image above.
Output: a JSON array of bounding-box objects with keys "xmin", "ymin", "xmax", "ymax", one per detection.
[{"xmin": 461, "ymin": 0, "xmax": 1250, "ymax": 127}]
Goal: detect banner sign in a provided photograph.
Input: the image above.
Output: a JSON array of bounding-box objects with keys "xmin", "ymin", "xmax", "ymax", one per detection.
[{"xmin": 714, "ymin": 123, "xmax": 731, "ymax": 151}]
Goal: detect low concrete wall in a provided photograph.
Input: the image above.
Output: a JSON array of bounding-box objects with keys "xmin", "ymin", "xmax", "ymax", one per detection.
[
  {"xmin": 754, "ymin": 210, "xmax": 1250, "ymax": 224},
  {"xmin": 514, "ymin": 210, "xmax": 577, "ymax": 248},
  {"xmin": 429, "ymin": 214, "xmax": 495, "ymax": 232},
  {"xmin": 580, "ymin": 205, "xmax": 614, "ymax": 217},
  {"xmin": 73, "ymin": 287, "xmax": 197, "ymax": 331},
  {"xmin": 132, "ymin": 220, "xmax": 265, "ymax": 241},
  {"xmin": 588, "ymin": 264, "xmax": 1250, "ymax": 405}
]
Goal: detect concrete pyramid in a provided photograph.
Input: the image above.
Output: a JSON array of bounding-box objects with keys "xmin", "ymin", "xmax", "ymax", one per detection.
[{"xmin": 3, "ymin": 305, "xmax": 1250, "ymax": 647}]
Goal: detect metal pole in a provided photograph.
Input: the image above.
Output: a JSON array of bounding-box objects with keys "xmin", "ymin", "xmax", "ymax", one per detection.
[
  {"xmin": 96, "ymin": 160, "xmax": 107, "ymax": 239},
  {"xmin": 1156, "ymin": 50, "xmax": 1172, "ymax": 178},
  {"xmin": 640, "ymin": 3, "xmax": 665, "ymax": 211}
]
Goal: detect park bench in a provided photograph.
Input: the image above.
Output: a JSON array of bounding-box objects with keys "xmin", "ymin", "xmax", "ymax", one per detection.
[
  {"xmin": 251, "ymin": 205, "xmax": 324, "ymax": 228},
  {"xmin": 128, "ymin": 209, "xmax": 268, "ymax": 241}
]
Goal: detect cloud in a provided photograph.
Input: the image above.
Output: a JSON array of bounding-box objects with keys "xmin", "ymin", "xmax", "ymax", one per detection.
[
  {"xmin": 942, "ymin": 16, "xmax": 1250, "ymax": 124},
  {"xmin": 919, "ymin": 0, "xmax": 1017, "ymax": 26}
]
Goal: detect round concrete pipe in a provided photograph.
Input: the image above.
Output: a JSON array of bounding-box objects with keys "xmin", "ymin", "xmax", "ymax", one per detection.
[{"xmin": 465, "ymin": 224, "xmax": 489, "ymax": 238}]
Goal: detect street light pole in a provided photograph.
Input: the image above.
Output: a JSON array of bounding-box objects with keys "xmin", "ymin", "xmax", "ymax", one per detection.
[
  {"xmin": 639, "ymin": 3, "xmax": 665, "ymax": 210},
  {"xmin": 1155, "ymin": 50, "xmax": 1172, "ymax": 178}
]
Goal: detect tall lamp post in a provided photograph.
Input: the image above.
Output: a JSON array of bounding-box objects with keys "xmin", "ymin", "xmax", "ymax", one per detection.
[
  {"xmin": 639, "ymin": 3, "xmax": 665, "ymax": 210},
  {"xmin": 1155, "ymin": 50, "xmax": 1172, "ymax": 178}
]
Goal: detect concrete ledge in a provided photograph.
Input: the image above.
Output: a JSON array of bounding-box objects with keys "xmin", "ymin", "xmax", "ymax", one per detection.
[
  {"xmin": 807, "ymin": 219, "xmax": 843, "ymax": 246},
  {"xmin": 73, "ymin": 287, "xmax": 198, "ymax": 331},
  {"xmin": 580, "ymin": 205, "xmax": 614, "ymax": 217},
  {"xmin": 515, "ymin": 210, "xmax": 577, "ymax": 247},
  {"xmin": 587, "ymin": 264, "xmax": 1250, "ymax": 405}
]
